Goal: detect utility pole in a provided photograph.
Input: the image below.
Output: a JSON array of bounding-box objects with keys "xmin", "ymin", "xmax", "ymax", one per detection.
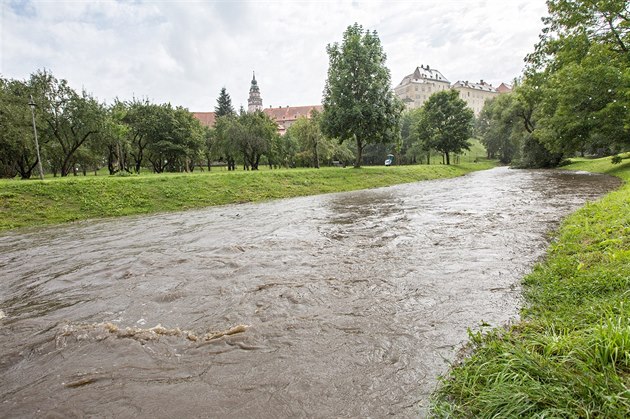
[{"xmin": 28, "ymin": 95, "xmax": 44, "ymax": 180}]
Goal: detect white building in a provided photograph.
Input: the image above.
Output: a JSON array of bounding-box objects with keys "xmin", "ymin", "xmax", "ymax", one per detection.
[
  {"xmin": 451, "ymin": 80, "xmax": 498, "ymax": 116},
  {"xmin": 395, "ymin": 65, "xmax": 502, "ymax": 116},
  {"xmin": 394, "ymin": 65, "xmax": 451, "ymax": 109}
]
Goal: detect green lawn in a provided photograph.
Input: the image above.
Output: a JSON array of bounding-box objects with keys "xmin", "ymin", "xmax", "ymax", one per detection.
[
  {"xmin": 0, "ymin": 162, "xmax": 495, "ymax": 232},
  {"xmin": 431, "ymin": 154, "xmax": 630, "ymax": 417}
]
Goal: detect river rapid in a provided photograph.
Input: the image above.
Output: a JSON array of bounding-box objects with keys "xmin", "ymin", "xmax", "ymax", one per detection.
[{"xmin": 0, "ymin": 167, "xmax": 620, "ymax": 418}]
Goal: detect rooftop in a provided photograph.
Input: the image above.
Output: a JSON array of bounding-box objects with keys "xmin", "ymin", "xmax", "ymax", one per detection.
[
  {"xmin": 452, "ymin": 80, "xmax": 498, "ymax": 93},
  {"xmin": 398, "ymin": 65, "xmax": 450, "ymax": 85}
]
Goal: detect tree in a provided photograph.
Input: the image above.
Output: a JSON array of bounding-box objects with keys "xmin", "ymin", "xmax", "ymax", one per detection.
[
  {"xmin": 477, "ymin": 94, "xmax": 521, "ymax": 164},
  {"xmin": 321, "ymin": 23, "xmax": 404, "ymax": 168},
  {"xmin": 233, "ymin": 111, "xmax": 277, "ymax": 170},
  {"xmin": 30, "ymin": 70, "xmax": 104, "ymax": 177},
  {"xmin": 286, "ymin": 111, "xmax": 324, "ymax": 168},
  {"xmin": 214, "ymin": 115, "xmax": 238, "ymax": 171},
  {"xmin": 215, "ymin": 87, "xmax": 235, "ymax": 117},
  {"xmin": 0, "ymin": 77, "xmax": 41, "ymax": 179},
  {"xmin": 521, "ymin": 0, "xmax": 630, "ymax": 160},
  {"xmin": 144, "ymin": 104, "xmax": 205, "ymax": 173},
  {"xmin": 414, "ymin": 90, "xmax": 473, "ymax": 165},
  {"xmin": 123, "ymin": 99, "xmax": 158, "ymax": 173}
]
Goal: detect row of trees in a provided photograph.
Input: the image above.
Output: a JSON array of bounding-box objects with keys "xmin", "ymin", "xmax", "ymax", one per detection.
[
  {"xmin": 477, "ymin": 0, "xmax": 629, "ymax": 167},
  {"xmin": 0, "ymin": 70, "xmax": 364, "ymax": 179},
  {"xmin": 0, "ymin": 70, "xmax": 208, "ymax": 178},
  {"xmin": 2, "ymin": 23, "xmax": 481, "ymax": 179}
]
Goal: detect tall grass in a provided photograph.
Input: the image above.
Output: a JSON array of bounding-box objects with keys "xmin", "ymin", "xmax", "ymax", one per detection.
[{"xmin": 431, "ymin": 155, "xmax": 630, "ymax": 417}]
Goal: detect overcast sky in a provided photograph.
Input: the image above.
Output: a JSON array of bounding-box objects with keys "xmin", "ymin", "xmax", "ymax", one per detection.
[{"xmin": 2, "ymin": 0, "xmax": 548, "ymax": 111}]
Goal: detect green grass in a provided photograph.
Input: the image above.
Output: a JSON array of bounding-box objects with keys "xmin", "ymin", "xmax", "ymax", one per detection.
[
  {"xmin": 0, "ymin": 162, "xmax": 495, "ymax": 232},
  {"xmin": 431, "ymin": 154, "xmax": 630, "ymax": 418}
]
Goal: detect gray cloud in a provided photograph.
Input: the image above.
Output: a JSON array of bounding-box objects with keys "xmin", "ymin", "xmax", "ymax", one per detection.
[{"xmin": 1, "ymin": 0, "xmax": 547, "ymax": 111}]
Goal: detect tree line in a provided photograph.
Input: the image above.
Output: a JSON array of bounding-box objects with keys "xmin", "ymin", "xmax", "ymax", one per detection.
[
  {"xmin": 476, "ymin": 0, "xmax": 629, "ymax": 167},
  {"xmin": 2, "ymin": 23, "xmax": 489, "ymax": 180}
]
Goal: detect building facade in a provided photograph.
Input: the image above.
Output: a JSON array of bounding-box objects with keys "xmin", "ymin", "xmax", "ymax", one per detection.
[
  {"xmin": 395, "ymin": 65, "xmax": 504, "ymax": 116},
  {"xmin": 394, "ymin": 65, "xmax": 451, "ymax": 109},
  {"xmin": 451, "ymin": 80, "xmax": 499, "ymax": 116}
]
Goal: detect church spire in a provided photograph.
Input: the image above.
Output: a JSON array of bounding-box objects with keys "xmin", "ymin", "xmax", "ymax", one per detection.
[{"xmin": 248, "ymin": 71, "xmax": 263, "ymax": 113}]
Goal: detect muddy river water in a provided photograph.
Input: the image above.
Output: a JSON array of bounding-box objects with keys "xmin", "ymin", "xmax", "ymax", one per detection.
[{"xmin": 0, "ymin": 167, "xmax": 620, "ymax": 418}]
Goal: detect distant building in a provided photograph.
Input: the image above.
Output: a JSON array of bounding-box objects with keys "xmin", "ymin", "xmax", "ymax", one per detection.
[
  {"xmin": 451, "ymin": 80, "xmax": 499, "ymax": 116},
  {"xmin": 247, "ymin": 72, "xmax": 263, "ymax": 113},
  {"xmin": 263, "ymin": 105, "xmax": 322, "ymax": 135},
  {"xmin": 192, "ymin": 111, "xmax": 216, "ymax": 127},
  {"xmin": 193, "ymin": 73, "xmax": 320, "ymax": 135},
  {"xmin": 496, "ymin": 82, "xmax": 513, "ymax": 94},
  {"xmin": 394, "ymin": 65, "xmax": 451, "ymax": 109}
]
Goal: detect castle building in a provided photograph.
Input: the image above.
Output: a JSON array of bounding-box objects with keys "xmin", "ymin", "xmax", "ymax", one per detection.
[
  {"xmin": 247, "ymin": 72, "xmax": 263, "ymax": 113},
  {"xmin": 394, "ymin": 65, "xmax": 451, "ymax": 110},
  {"xmin": 193, "ymin": 73, "xmax": 320, "ymax": 135},
  {"xmin": 451, "ymin": 80, "xmax": 499, "ymax": 116},
  {"xmin": 394, "ymin": 65, "xmax": 504, "ymax": 116}
]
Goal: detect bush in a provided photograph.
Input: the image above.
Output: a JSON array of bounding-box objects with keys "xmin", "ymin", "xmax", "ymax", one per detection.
[{"xmin": 611, "ymin": 155, "xmax": 622, "ymax": 165}]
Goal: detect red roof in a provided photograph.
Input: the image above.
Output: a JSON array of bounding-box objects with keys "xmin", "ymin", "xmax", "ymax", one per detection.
[
  {"xmin": 192, "ymin": 112, "xmax": 216, "ymax": 127},
  {"xmin": 263, "ymin": 105, "xmax": 322, "ymax": 122},
  {"xmin": 192, "ymin": 105, "xmax": 322, "ymax": 130},
  {"xmin": 496, "ymin": 83, "xmax": 513, "ymax": 94}
]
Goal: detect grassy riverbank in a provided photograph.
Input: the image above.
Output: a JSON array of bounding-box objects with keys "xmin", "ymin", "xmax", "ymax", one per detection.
[
  {"xmin": 0, "ymin": 162, "xmax": 494, "ymax": 232},
  {"xmin": 432, "ymin": 155, "xmax": 630, "ymax": 417}
]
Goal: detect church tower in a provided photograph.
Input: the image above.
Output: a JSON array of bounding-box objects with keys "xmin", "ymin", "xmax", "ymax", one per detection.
[{"xmin": 247, "ymin": 71, "xmax": 263, "ymax": 113}]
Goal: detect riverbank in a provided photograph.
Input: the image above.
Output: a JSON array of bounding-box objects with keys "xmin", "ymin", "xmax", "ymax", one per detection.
[
  {"xmin": 431, "ymin": 156, "xmax": 630, "ymax": 417},
  {"xmin": 0, "ymin": 162, "xmax": 494, "ymax": 231}
]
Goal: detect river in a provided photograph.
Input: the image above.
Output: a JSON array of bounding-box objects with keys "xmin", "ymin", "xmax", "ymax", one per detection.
[{"xmin": 0, "ymin": 167, "xmax": 620, "ymax": 418}]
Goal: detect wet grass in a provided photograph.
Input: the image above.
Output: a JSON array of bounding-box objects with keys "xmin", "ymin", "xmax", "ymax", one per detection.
[
  {"xmin": 0, "ymin": 161, "xmax": 495, "ymax": 231},
  {"xmin": 431, "ymin": 154, "xmax": 630, "ymax": 417}
]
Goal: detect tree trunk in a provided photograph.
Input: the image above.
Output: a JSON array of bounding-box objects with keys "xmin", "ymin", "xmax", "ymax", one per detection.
[{"xmin": 445, "ymin": 152, "xmax": 450, "ymax": 165}]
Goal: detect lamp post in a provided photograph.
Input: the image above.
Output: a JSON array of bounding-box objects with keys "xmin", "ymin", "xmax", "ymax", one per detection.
[{"xmin": 28, "ymin": 95, "xmax": 44, "ymax": 180}]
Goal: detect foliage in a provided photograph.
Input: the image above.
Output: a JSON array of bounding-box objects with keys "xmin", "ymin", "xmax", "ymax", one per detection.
[
  {"xmin": 0, "ymin": 77, "xmax": 40, "ymax": 179},
  {"xmin": 214, "ymin": 87, "xmax": 235, "ymax": 118},
  {"xmin": 321, "ymin": 23, "xmax": 404, "ymax": 167},
  {"xmin": 0, "ymin": 162, "xmax": 495, "ymax": 231},
  {"xmin": 476, "ymin": 94, "xmax": 521, "ymax": 163},
  {"xmin": 213, "ymin": 115, "xmax": 238, "ymax": 171},
  {"xmin": 29, "ymin": 70, "xmax": 106, "ymax": 177},
  {"xmin": 519, "ymin": 0, "xmax": 630, "ymax": 162},
  {"xmin": 413, "ymin": 90, "xmax": 474, "ymax": 165},
  {"xmin": 286, "ymin": 113, "xmax": 323, "ymax": 168}
]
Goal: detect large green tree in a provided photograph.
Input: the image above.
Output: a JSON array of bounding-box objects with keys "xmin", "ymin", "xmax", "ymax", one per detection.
[
  {"xmin": 477, "ymin": 94, "xmax": 521, "ymax": 164},
  {"xmin": 414, "ymin": 90, "xmax": 473, "ymax": 165},
  {"xmin": 321, "ymin": 23, "xmax": 404, "ymax": 168},
  {"xmin": 522, "ymin": 0, "xmax": 630, "ymax": 159},
  {"xmin": 30, "ymin": 70, "xmax": 105, "ymax": 177},
  {"xmin": 0, "ymin": 77, "xmax": 41, "ymax": 179},
  {"xmin": 234, "ymin": 111, "xmax": 277, "ymax": 170}
]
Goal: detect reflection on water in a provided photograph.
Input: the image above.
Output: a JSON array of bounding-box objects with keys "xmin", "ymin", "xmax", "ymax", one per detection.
[{"xmin": 0, "ymin": 167, "xmax": 620, "ymax": 418}]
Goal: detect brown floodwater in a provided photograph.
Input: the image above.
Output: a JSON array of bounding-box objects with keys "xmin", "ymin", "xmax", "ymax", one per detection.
[{"xmin": 0, "ymin": 167, "xmax": 620, "ymax": 418}]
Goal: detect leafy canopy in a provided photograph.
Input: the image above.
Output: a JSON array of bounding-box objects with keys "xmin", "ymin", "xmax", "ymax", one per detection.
[
  {"xmin": 321, "ymin": 23, "xmax": 403, "ymax": 167},
  {"xmin": 414, "ymin": 90, "xmax": 473, "ymax": 165}
]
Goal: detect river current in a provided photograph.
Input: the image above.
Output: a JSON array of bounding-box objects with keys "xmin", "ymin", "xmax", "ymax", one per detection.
[{"xmin": 0, "ymin": 167, "xmax": 620, "ymax": 417}]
